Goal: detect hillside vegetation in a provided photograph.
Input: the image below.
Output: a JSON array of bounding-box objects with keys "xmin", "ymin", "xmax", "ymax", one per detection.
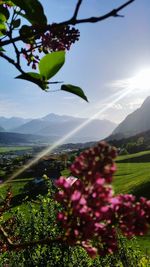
[
  {"xmin": 0, "ymin": 148, "xmax": 150, "ymax": 257},
  {"xmin": 114, "ymin": 150, "xmax": 150, "ymax": 198},
  {"xmin": 114, "ymin": 151, "xmax": 150, "ymax": 254}
]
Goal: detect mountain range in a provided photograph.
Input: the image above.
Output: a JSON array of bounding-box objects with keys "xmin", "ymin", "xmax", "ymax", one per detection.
[
  {"xmin": 0, "ymin": 117, "xmax": 30, "ymax": 131},
  {"xmin": 109, "ymin": 96, "xmax": 150, "ymax": 140},
  {"xmin": 1, "ymin": 96, "xmax": 150, "ymax": 145},
  {"xmin": 0, "ymin": 113, "xmax": 116, "ymax": 144}
]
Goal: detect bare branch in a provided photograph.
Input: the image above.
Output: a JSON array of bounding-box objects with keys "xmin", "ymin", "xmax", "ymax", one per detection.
[
  {"xmin": 0, "ymin": 226, "xmax": 13, "ymax": 246},
  {"xmin": 0, "ymin": 52, "xmax": 24, "ymax": 74},
  {"xmin": 72, "ymin": 0, "xmax": 83, "ymax": 21},
  {"xmin": 60, "ymin": 0, "xmax": 135, "ymax": 25},
  {"xmin": 0, "ymin": 0, "xmax": 135, "ymax": 47},
  {"xmin": 0, "ymin": 36, "xmax": 20, "ymax": 47}
]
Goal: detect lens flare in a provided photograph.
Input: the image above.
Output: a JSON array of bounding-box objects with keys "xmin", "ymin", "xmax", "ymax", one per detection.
[
  {"xmin": 112, "ymin": 68, "xmax": 150, "ymax": 92},
  {"xmin": 2, "ymin": 86, "xmax": 134, "ymax": 185}
]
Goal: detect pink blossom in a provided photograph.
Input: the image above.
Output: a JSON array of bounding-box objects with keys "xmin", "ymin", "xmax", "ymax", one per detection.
[{"xmin": 55, "ymin": 141, "xmax": 150, "ymax": 258}]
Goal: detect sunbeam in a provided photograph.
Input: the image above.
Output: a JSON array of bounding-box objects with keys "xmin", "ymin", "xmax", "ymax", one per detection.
[{"xmin": 1, "ymin": 86, "xmax": 134, "ymax": 186}]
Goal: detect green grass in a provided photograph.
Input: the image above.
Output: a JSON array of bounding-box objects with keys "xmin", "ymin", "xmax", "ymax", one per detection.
[
  {"xmin": 0, "ymin": 150, "xmax": 150, "ymax": 255},
  {"xmin": 0, "ymin": 146, "xmax": 32, "ymax": 153},
  {"xmin": 0, "ymin": 178, "xmax": 34, "ymax": 221},
  {"xmin": 0, "ymin": 179, "xmax": 33, "ymax": 198},
  {"xmin": 114, "ymin": 152, "xmax": 150, "ymax": 254},
  {"xmin": 117, "ymin": 150, "xmax": 150, "ymax": 160},
  {"xmin": 117, "ymin": 150, "xmax": 150, "ymax": 163},
  {"xmin": 114, "ymin": 162, "xmax": 150, "ymax": 196}
]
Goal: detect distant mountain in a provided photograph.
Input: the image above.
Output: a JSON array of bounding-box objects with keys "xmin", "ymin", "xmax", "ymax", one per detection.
[
  {"xmin": 0, "ymin": 117, "xmax": 30, "ymax": 131},
  {"xmin": 0, "ymin": 126, "xmax": 5, "ymax": 132},
  {"xmin": 111, "ymin": 96, "xmax": 150, "ymax": 140},
  {"xmin": 13, "ymin": 113, "xmax": 117, "ymax": 143},
  {"xmin": 42, "ymin": 113, "xmax": 73, "ymax": 122}
]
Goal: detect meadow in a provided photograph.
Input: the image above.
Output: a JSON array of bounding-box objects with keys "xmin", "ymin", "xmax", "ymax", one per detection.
[
  {"xmin": 114, "ymin": 151, "xmax": 150, "ymax": 254},
  {"xmin": 0, "ymin": 146, "xmax": 32, "ymax": 153},
  {"xmin": 0, "ymin": 148, "xmax": 150, "ymax": 262}
]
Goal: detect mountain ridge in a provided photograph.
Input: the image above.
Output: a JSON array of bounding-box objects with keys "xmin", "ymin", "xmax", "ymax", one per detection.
[
  {"xmin": 111, "ymin": 96, "xmax": 150, "ymax": 139},
  {"xmin": 0, "ymin": 113, "xmax": 117, "ymax": 144},
  {"xmin": 12, "ymin": 113, "xmax": 116, "ymax": 142}
]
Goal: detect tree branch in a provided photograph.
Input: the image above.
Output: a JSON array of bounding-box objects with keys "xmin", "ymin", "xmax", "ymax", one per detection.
[
  {"xmin": 61, "ymin": 0, "xmax": 135, "ymax": 25},
  {"xmin": 71, "ymin": 0, "xmax": 83, "ymax": 21},
  {"xmin": 0, "ymin": 0, "xmax": 135, "ymax": 47},
  {"xmin": 0, "ymin": 52, "xmax": 24, "ymax": 74}
]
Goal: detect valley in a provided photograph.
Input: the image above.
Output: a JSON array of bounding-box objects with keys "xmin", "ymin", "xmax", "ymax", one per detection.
[{"xmin": 0, "ymin": 144, "xmax": 150, "ymax": 255}]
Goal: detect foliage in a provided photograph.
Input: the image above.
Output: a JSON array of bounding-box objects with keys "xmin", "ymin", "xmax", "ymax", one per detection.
[
  {"xmin": 0, "ymin": 179, "xmax": 148, "ymax": 267},
  {"xmin": 0, "ymin": 141, "xmax": 150, "ymax": 263},
  {"xmin": 0, "ymin": 0, "xmax": 86, "ymax": 100},
  {"xmin": 0, "ymin": 0, "xmax": 135, "ymax": 99},
  {"xmin": 55, "ymin": 142, "xmax": 150, "ymax": 257}
]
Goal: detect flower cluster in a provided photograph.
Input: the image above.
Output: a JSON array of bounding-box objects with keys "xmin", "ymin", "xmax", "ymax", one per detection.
[
  {"xmin": 0, "ymin": 1, "xmax": 13, "ymax": 8},
  {"xmin": 70, "ymin": 141, "xmax": 117, "ymax": 183},
  {"xmin": 55, "ymin": 141, "xmax": 150, "ymax": 258},
  {"xmin": 22, "ymin": 24, "xmax": 80, "ymax": 69},
  {"xmin": 21, "ymin": 46, "xmax": 39, "ymax": 69},
  {"xmin": 112, "ymin": 194, "xmax": 150, "ymax": 237},
  {"xmin": 40, "ymin": 24, "xmax": 80, "ymax": 53}
]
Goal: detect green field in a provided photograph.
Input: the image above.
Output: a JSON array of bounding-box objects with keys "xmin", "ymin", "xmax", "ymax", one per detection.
[
  {"xmin": 0, "ymin": 149, "xmax": 150, "ymax": 255},
  {"xmin": 0, "ymin": 146, "xmax": 32, "ymax": 153},
  {"xmin": 114, "ymin": 151, "xmax": 150, "ymax": 254},
  {"xmin": 114, "ymin": 151, "xmax": 150, "ymax": 199}
]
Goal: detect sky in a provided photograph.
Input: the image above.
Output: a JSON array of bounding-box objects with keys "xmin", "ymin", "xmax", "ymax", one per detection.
[{"xmin": 0, "ymin": 0, "xmax": 150, "ymax": 124}]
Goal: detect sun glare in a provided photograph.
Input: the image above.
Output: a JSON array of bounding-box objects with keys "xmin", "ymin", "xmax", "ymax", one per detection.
[
  {"xmin": 3, "ymin": 68, "xmax": 150, "ymax": 184},
  {"xmin": 128, "ymin": 68, "xmax": 150, "ymax": 91}
]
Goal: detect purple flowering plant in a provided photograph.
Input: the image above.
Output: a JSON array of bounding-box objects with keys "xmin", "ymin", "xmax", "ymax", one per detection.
[{"xmin": 55, "ymin": 142, "xmax": 150, "ymax": 258}]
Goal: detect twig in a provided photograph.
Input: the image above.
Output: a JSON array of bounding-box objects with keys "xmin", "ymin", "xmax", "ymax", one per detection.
[
  {"xmin": 60, "ymin": 0, "xmax": 135, "ymax": 25},
  {"xmin": 72, "ymin": 0, "xmax": 83, "ymax": 20},
  {"xmin": 0, "ymin": 0, "xmax": 135, "ymax": 47},
  {"xmin": 0, "ymin": 52, "xmax": 24, "ymax": 74},
  {"xmin": 0, "ymin": 226, "xmax": 64, "ymax": 250}
]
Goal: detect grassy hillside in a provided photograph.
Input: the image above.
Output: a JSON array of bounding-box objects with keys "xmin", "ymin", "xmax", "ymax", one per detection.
[
  {"xmin": 114, "ymin": 150, "xmax": 150, "ymax": 198},
  {"xmin": 0, "ymin": 146, "xmax": 32, "ymax": 153},
  {"xmin": 117, "ymin": 150, "xmax": 150, "ymax": 162},
  {"xmin": 114, "ymin": 151, "xmax": 150, "ymax": 254},
  {"xmin": 0, "ymin": 149, "xmax": 150, "ymax": 255}
]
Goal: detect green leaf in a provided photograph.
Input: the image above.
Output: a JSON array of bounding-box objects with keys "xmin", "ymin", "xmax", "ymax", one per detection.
[
  {"xmin": 0, "ymin": 13, "xmax": 7, "ymax": 23},
  {"xmin": 12, "ymin": 0, "xmax": 47, "ymax": 25},
  {"xmin": 39, "ymin": 51, "xmax": 65, "ymax": 80},
  {"xmin": 0, "ymin": 47, "xmax": 5, "ymax": 52},
  {"xmin": 12, "ymin": 18, "xmax": 21, "ymax": 28},
  {"xmin": 15, "ymin": 72, "xmax": 48, "ymax": 90},
  {"xmin": 0, "ymin": 23, "xmax": 6, "ymax": 36},
  {"xmin": 0, "ymin": 5, "xmax": 10, "ymax": 20},
  {"xmin": 61, "ymin": 84, "xmax": 88, "ymax": 102}
]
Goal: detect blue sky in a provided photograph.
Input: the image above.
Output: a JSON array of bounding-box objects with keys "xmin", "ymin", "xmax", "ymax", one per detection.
[{"xmin": 0, "ymin": 0, "xmax": 150, "ymax": 123}]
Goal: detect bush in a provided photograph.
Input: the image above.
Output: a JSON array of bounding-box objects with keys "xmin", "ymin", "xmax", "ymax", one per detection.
[{"xmin": 0, "ymin": 180, "xmax": 148, "ymax": 267}]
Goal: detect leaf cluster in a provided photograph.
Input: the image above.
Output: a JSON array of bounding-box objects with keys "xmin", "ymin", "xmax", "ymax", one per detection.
[{"xmin": 0, "ymin": 0, "xmax": 88, "ymax": 101}]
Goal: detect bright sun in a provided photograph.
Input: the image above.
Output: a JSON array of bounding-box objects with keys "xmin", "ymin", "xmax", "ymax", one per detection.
[{"xmin": 128, "ymin": 68, "xmax": 150, "ymax": 91}]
